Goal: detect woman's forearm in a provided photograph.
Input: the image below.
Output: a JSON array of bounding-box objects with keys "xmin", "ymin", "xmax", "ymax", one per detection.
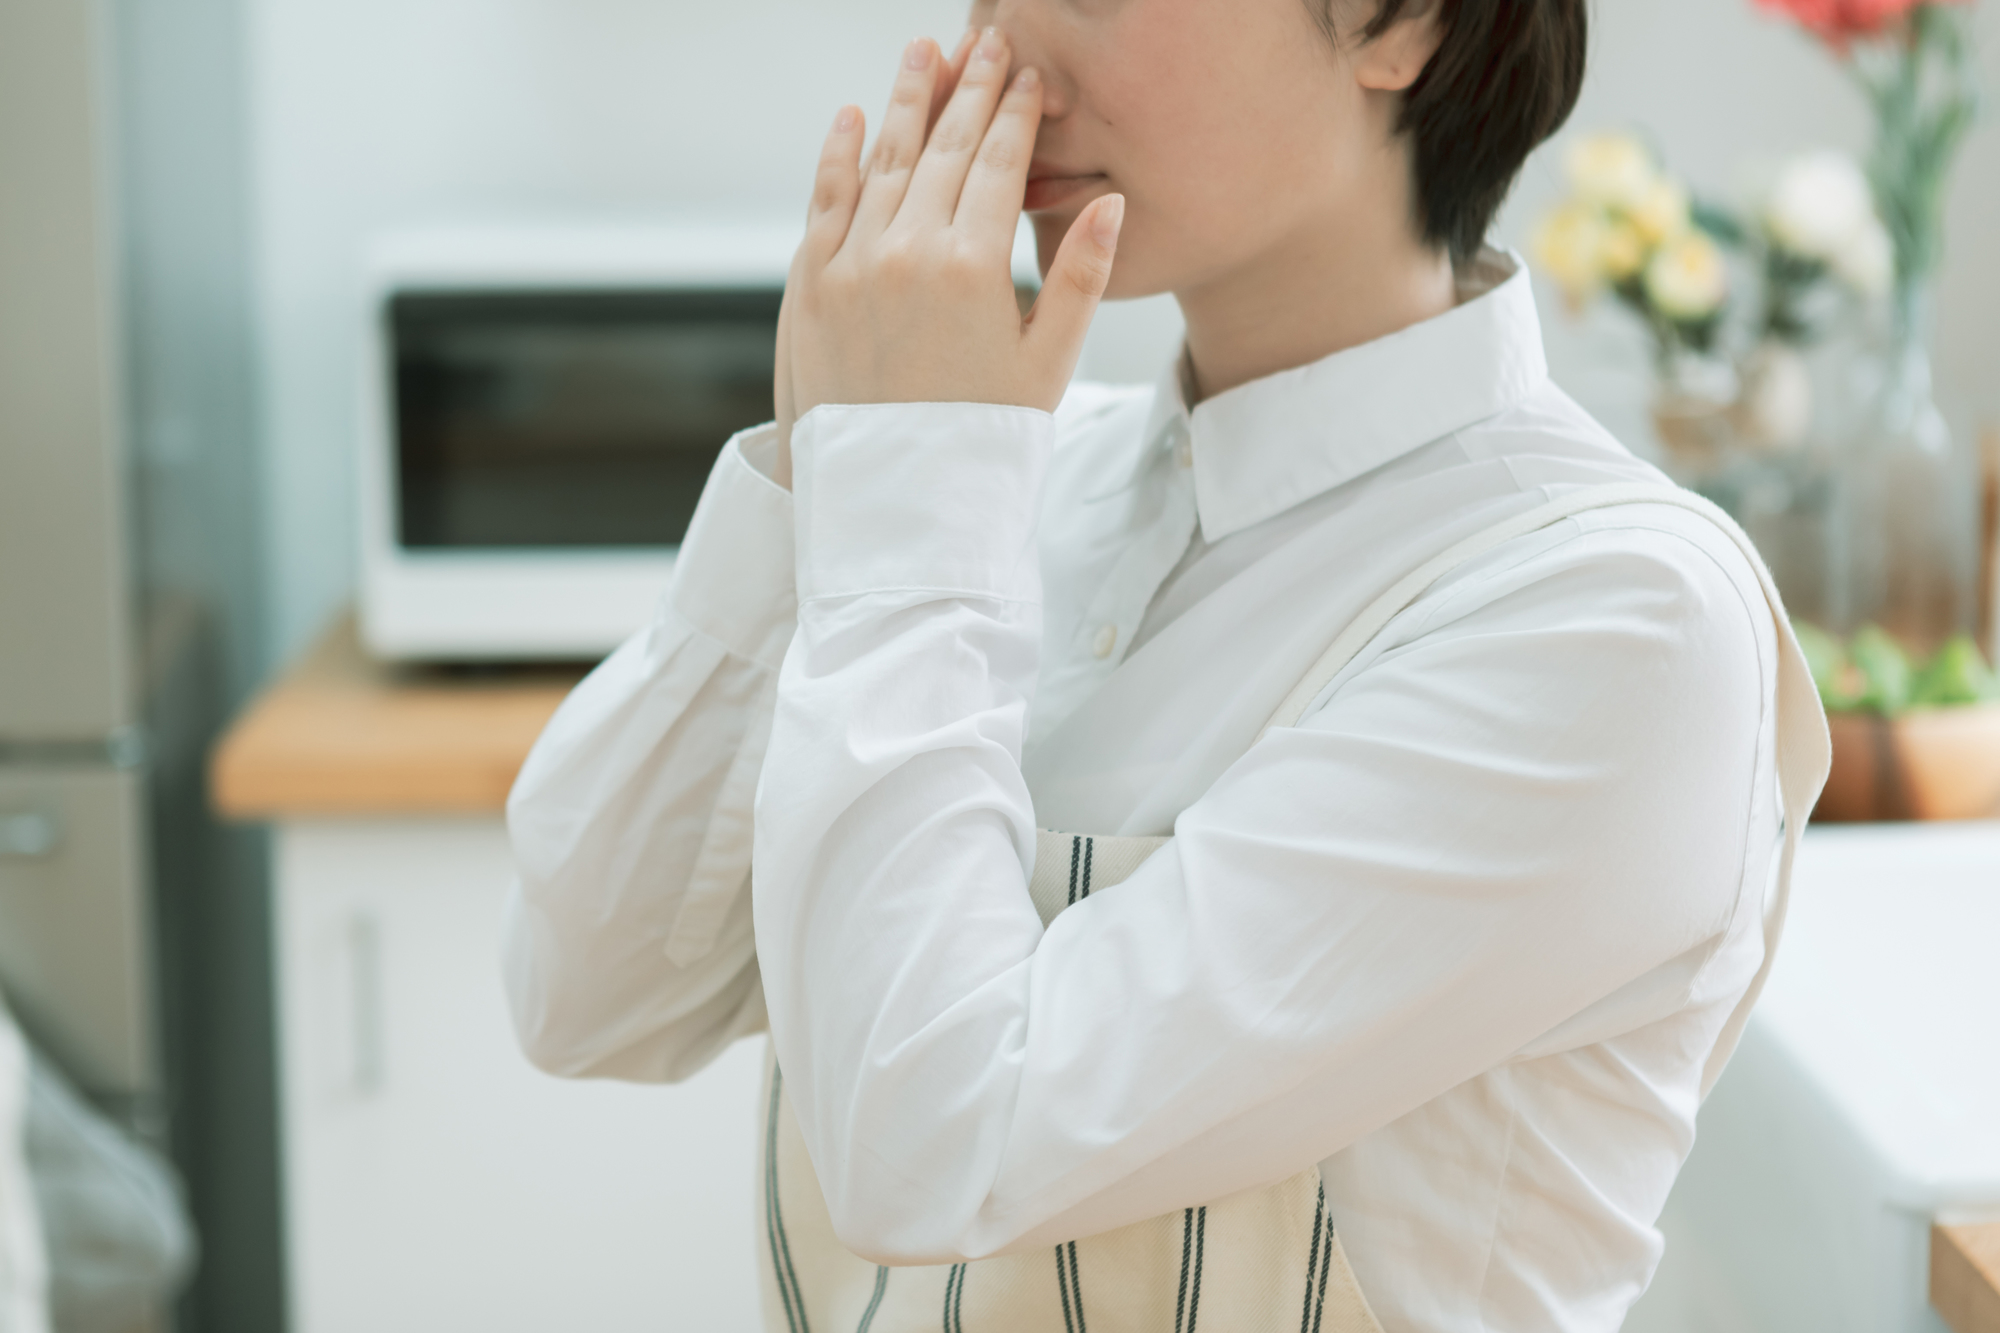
[{"xmin": 502, "ymin": 427, "xmax": 797, "ymax": 1082}]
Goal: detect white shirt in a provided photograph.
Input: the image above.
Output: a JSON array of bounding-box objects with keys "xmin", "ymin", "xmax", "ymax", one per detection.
[{"xmin": 502, "ymin": 250, "xmax": 1784, "ymax": 1333}]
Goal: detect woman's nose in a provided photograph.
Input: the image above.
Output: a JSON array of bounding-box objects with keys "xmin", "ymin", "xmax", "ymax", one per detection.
[{"xmin": 979, "ymin": 1, "xmax": 1073, "ymax": 119}]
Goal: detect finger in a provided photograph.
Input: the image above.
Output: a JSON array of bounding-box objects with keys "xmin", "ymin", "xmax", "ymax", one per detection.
[
  {"xmin": 1023, "ymin": 194, "xmax": 1123, "ymax": 386},
  {"xmin": 804, "ymin": 104, "xmax": 866, "ymax": 261},
  {"xmin": 776, "ymin": 237, "xmax": 809, "ymax": 420},
  {"xmin": 772, "ymin": 285, "xmax": 795, "ymax": 489},
  {"xmin": 849, "ymin": 38, "xmax": 943, "ymax": 240},
  {"xmin": 902, "ymin": 27, "xmax": 1014, "ymax": 229},
  {"xmin": 927, "ymin": 29, "xmax": 978, "ymax": 135},
  {"xmin": 952, "ymin": 63, "xmax": 1042, "ymax": 249},
  {"xmin": 864, "ymin": 33, "xmax": 966, "ymax": 180},
  {"xmin": 774, "ymin": 284, "xmax": 792, "ymax": 417}
]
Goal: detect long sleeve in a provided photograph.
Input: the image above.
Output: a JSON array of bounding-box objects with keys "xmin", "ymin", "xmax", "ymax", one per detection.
[
  {"xmin": 502, "ymin": 425, "xmax": 797, "ymax": 1082},
  {"xmin": 754, "ymin": 403, "xmax": 1769, "ymax": 1265}
]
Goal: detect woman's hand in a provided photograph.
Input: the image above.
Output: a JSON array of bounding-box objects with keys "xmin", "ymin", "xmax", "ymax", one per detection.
[{"xmin": 771, "ymin": 29, "xmax": 1124, "ymax": 486}]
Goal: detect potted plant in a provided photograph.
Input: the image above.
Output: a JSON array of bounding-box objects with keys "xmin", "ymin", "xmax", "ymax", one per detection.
[{"xmin": 1797, "ymin": 622, "xmax": 2000, "ymax": 818}]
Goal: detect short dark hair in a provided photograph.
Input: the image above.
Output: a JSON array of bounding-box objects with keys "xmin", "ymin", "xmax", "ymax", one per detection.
[{"xmin": 1319, "ymin": 0, "xmax": 1588, "ymax": 261}]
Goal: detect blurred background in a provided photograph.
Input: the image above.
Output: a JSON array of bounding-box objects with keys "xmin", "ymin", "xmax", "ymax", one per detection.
[{"xmin": 1, "ymin": 0, "xmax": 1996, "ymax": 1331}]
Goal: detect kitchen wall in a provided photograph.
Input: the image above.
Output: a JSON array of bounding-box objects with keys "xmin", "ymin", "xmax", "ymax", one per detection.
[
  {"xmin": 114, "ymin": 0, "xmax": 287, "ymax": 1328},
  {"xmin": 246, "ymin": 0, "xmax": 2000, "ymax": 663},
  {"xmin": 250, "ymin": 0, "xmax": 957, "ymax": 657}
]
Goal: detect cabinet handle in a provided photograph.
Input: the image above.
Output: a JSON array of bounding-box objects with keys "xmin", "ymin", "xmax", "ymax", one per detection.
[
  {"xmin": 347, "ymin": 913, "xmax": 384, "ymax": 1096},
  {"xmin": 0, "ymin": 811, "xmax": 60, "ymax": 859}
]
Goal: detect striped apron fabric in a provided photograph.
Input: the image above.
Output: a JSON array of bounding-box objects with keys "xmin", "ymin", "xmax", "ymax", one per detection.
[{"xmin": 755, "ymin": 484, "xmax": 1831, "ymax": 1333}]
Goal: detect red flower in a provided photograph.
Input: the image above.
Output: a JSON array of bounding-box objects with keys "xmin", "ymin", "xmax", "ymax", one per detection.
[{"xmin": 1755, "ymin": 0, "xmax": 1964, "ymax": 43}]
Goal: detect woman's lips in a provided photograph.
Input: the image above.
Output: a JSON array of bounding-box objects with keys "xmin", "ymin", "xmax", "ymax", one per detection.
[{"xmin": 1024, "ymin": 173, "xmax": 1107, "ymax": 212}]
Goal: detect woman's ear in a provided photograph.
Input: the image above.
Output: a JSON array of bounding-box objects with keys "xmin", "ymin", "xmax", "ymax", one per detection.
[{"xmin": 1350, "ymin": 0, "xmax": 1445, "ymax": 93}]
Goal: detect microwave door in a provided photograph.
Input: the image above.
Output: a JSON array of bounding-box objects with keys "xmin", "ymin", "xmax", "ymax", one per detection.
[{"xmin": 391, "ymin": 288, "xmax": 782, "ymax": 555}]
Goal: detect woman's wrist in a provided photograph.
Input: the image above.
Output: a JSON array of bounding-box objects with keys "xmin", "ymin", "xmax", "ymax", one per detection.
[
  {"xmin": 670, "ymin": 425, "xmax": 799, "ymax": 664},
  {"xmin": 790, "ymin": 402, "xmax": 1054, "ymax": 607},
  {"xmin": 771, "ymin": 427, "xmax": 794, "ymax": 491}
]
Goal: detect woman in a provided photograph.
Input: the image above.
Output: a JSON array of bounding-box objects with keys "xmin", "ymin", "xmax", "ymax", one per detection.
[{"xmin": 502, "ymin": 2, "xmax": 1830, "ymax": 1329}]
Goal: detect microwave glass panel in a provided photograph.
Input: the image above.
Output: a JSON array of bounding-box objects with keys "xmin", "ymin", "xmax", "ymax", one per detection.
[{"xmin": 392, "ymin": 288, "xmax": 781, "ymax": 549}]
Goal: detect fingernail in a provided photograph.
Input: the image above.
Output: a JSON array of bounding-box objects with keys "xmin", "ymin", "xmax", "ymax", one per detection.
[
  {"xmin": 953, "ymin": 29, "xmax": 979, "ymax": 61},
  {"xmin": 1093, "ymin": 194, "xmax": 1125, "ymax": 248},
  {"xmin": 975, "ymin": 26, "xmax": 1007, "ymax": 62},
  {"xmin": 1012, "ymin": 67, "xmax": 1039, "ymax": 92},
  {"xmin": 904, "ymin": 38, "xmax": 933, "ymax": 70},
  {"xmin": 834, "ymin": 105, "xmax": 858, "ymax": 132}
]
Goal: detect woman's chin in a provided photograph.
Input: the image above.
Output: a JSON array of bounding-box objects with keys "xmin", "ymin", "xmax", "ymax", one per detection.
[{"xmin": 1032, "ymin": 212, "xmax": 1160, "ymax": 303}]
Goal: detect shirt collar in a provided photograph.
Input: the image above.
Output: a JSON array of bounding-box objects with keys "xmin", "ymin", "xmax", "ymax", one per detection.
[{"xmin": 1139, "ymin": 247, "xmax": 1549, "ymax": 543}]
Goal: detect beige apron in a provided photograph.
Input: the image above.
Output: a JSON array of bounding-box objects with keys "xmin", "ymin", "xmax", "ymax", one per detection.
[{"xmin": 756, "ymin": 483, "xmax": 1832, "ymax": 1333}]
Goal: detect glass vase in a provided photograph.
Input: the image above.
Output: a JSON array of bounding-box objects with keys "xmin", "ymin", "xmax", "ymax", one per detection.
[
  {"xmin": 1825, "ymin": 284, "xmax": 1978, "ymax": 652},
  {"xmin": 1651, "ymin": 344, "xmax": 1838, "ymax": 627}
]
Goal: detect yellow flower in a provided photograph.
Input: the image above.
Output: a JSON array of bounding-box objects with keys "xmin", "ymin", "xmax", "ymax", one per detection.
[
  {"xmin": 1643, "ymin": 231, "xmax": 1728, "ymax": 322},
  {"xmin": 1630, "ymin": 177, "xmax": 1691, "ymax": 246},
  {"xmin": 1565, "ymin": 132, "xmax": 1657, "ymax": 212},
  {"xmin": 1600, "ymin": 219, "xmax": 1647, "ymax": 281},
  {"xmin": 1532, "ymin": 201, "xmax": 1610, "ymax": 306}
]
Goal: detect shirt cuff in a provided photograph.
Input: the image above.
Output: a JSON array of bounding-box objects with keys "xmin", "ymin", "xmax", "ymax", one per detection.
[
  {"xmin": 791, "ymin": 402, "xmax": 1054, "ymax": 603},
  {"xmin": 668, "ymin": 424, "xmax": 798, "ymax": 668}
]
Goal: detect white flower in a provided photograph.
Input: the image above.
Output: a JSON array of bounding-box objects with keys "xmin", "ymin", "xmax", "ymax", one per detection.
[
  {"xmin": 1644, "ymin": 231, "xmax": 1728, "ymax": 322},
  {"xmin": 1731, "ymin": 342, "xmax": 1813, "ymax": 450},
  {"xmin": 1832, "ymin": 218, "xmax": 1895, "ymax": 297},
  {"xmin": 1764, "ymin": 151, "xmax": 1877, "ymax": 263},
  {"xmin": 1565, "ymin": 133, "xmax": 1657, "ymax": 212}
]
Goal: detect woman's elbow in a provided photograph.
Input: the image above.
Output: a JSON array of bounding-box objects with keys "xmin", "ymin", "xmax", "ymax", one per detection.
[
  {"xmin": 502, "ymin": 975, "xmax": 717, "ymax": 1083},
  {"xmin": 497, "ymin": 887, "xmax": 645, "ymax": 1080},
  {"xmin": 824, "ymin": 1195, "xmax": 973, "ymax": 1269},
  {"xmin": 500, "ymin": 924, "xmax": 605, "ymax": 1078},
  {"xmin": 814, "ymin": 1138, "xmax": 1007, "ymax": 1267}
]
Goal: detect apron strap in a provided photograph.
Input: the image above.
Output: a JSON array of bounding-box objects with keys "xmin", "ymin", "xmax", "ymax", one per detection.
[{"xmin": 1255, "ymin": 482, "xmax": 1831, "ymax": 1098}]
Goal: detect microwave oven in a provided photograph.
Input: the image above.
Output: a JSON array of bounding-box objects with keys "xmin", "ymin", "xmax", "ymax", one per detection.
[
  {"xmin": 358, "ymin": 220, "xmax": 1046, "ymax": 662},
  {"xmin": 357, "ymin": 221, "xmax": 801, "ymax": 662}
]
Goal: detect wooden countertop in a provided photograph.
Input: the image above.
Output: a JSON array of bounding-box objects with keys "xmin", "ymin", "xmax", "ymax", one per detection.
[
  {"xmin": 1937, "ymin": 1223, "xmax": 2000, "ymax": 1333},
  {"xmin": 210, "ymin": 613, "xmax": 588, "ymax": 819}
]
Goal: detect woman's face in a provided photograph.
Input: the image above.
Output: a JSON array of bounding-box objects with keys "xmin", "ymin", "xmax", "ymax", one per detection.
[{"xmin": 966, "ymin": 0, "xmax": 1414, "ymax": 300}]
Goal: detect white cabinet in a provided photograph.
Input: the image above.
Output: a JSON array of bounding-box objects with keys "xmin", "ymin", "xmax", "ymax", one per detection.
[
  {"xmin": 272, "ymin": 819, "xmax": 763, "ymax": 1333},
  {"xmin": 1626, "ymin": 822, "xmax": 2000, "ymax": 1333}
]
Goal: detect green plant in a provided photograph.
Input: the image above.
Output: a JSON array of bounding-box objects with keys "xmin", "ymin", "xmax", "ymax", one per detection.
[{"xmin": 1795, "ymin": 620, "xmax": 2000, "ymax": 713}]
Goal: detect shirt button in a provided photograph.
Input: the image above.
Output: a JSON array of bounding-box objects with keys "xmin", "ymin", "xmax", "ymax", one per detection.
[
  {"xmin": 1091, "ymin": 624, "xmax": 1119, "ymax": 659},
  {"xmin": 1175, "ymin": 437, "xmax": 1194, "ymax": 469}
]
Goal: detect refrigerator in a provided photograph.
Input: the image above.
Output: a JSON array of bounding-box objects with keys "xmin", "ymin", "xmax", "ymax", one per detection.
[
  {"xmin": 0, "ymin": 0, "xmax": 163, "ymax": 1129},
  {"xmin": 3, "ymin": 1, "xmax": 287, "ymax": 1324}
]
